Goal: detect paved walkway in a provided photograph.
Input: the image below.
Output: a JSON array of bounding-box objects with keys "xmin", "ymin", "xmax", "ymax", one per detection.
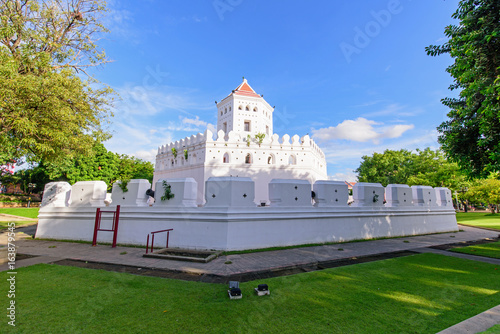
[
  {"xmin": 0, "ymin": 213, "xmax": 37, "ymax": 222},
  {"xmin": 437, "ymin": 305, "xmax": 500, "ymax": 334},
  {"xmin": 2, "ymin": 225, "xmax": 499, "ymax": 275},
  {"xmin": 1, "ymin": 223, "xmax": 499, "ymax": 333}
]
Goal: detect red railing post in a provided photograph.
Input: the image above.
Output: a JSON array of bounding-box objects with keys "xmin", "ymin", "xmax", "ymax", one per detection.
[
  {"xmin": 92, "ymin": 205, "xmax": 120, "ymax": 248},
  {"xmin": 144, "ymin": 229, "xmax": 173, "ymax": 254},
  {"xmin": 111, "ymin": 205, "xmax": 120, "ymax": 248},
  {"xmin": 92, "ymin": 208, "xmax": 101, "ymax": 246}
]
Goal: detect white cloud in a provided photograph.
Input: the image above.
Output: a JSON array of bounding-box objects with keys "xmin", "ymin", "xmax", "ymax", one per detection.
[
  {"xmin": 133, "ymin": 149, "xmax": 159, "ymax": 163},
  {"xmin": 207, "ymin": 123, "xmax": 216, "ymax": 134},
  {"xmin": 312, "ymin": 117, "xmax": 414, "ymax": 144},
  {"xmin": 361, "ymin": 103, "xmax": 421, "ymax": 118},
  {"xmin": 116, "ymin": 85, "xmax": 210, "ymax": 117},
  {"xmin": 181, "ymin": 116, "xmax": 208, "ymax": 127},
  {"xmin": 329, "ymin": 169, "xmax": 358, "ymax": 182}
]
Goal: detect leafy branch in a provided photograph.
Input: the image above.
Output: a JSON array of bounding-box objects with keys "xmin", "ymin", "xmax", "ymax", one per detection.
[{"xmin": 161, "ymin": 180, "xmax": 175, "ymax": 201}]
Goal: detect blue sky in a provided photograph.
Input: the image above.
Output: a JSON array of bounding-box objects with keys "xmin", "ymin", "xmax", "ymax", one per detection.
[{"xmin": 96, "ymin": 0, "xmax": 460, "ymax": 181}]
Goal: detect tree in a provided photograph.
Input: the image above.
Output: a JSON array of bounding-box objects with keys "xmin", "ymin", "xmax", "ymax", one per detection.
[
  {"xmin": 355, "ymin": 148, "xmax": 468, "ymax": 190},
  {"xmin": 426, "ymin": 0, "xmax": 500, "ymax": 178},
  {"xmin": 0, "ymin": 0, "xmax": 114, "ymax": 165},
  {"xmin": 28, "ymin": 142, "xmax": 154, "ymax": 191},
  {"xmin": 463, "ymin": 174, "xmax": 500, "ymax": 213}
]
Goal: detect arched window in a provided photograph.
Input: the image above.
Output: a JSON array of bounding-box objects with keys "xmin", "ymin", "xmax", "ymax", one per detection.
[
  {"xmin": 253, "ymin": 107, "xmax": 258, "ymax": 112},
  {"xmin": 288, "ymin": 155, "xmax": 297, "ymax": 165},
  {"xmin": 238, "ymin": 105, "xmax": 243, "ymax": 110},
  {"xmin": 245, "ymin": 153, "xmax": 252, "ymax": 164},
  {"xmin": 245, "ymin": 105, "xmax": 250, "ymax": 111},
  {"xmin": 229, "ymin": 106, "xmax": 232, "ymax": 111},
  {"xmin": 267, "ymin": 154, "xmax": 275, "ymax": 165},
  {"xmin": 224, "ymin": 108, "xmax": 227, "ymax": 114},
  {"xmin": 223, "ymin": 153, "xmax": 229, "ymax": 163}
]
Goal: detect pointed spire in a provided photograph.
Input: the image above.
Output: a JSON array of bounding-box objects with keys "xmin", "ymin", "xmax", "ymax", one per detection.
[{"xmin": 233, "ymin": 78, "xmax": 260, "ymax": 97}]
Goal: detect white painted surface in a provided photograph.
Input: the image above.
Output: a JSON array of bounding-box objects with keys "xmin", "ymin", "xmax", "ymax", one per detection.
[
  {"xmin": 313, "ymin": 180, "xmax": 349, "ymax": 207},
  {"xmin": 412, "ymin": 185, "xmax": 438, "ymax": 206},
  {"xmin": 352, "ymin": 182, "xmax": 385, "ymax": 207},
  {"xmin": 111, "ymin": 179, "xmax": 151, "ymax": 207},
  {"xmin": 435, "ymin": 187, "xmax": 453, "ymax": 207},
  {"xmin": 40, "ymin": 182, "xmax": 71, "ymax": 208},
  {"xmin": 36, "ymin": 205, "xmax": 458, "ymax": 251},
  {"xmin": 154, "ymin": 178, "xmax": 198, "ymax": 207},
  {"xmin": 205, "ymin": 177, "xmax": 255, "ymax": 207},
  {"xmin": 152, "ymin": 80, "xmax": 327, "ymax": 205},
  {"xmin": 37, "ymin": 178, "xmax": 458, "ymax": 251},
  {"xmin": 269, "ymin": 179, "xmax": 312, "ymax": 206},
  {"xmin": 69, "ymin": 181, "xmax": 107, "ymax": 207},
  {"xmin": 385, "ymin": 184, "xmax": 413, "ymax": 207}
]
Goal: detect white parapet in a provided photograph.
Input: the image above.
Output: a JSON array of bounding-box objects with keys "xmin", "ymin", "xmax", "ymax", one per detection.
[
  {"xmin": 352, "ymin": 182, "xmax": 385, "ymax": 207},
  {"xmin": 111, "ymin": 179, "xmax": 151, "ymax": 207},
  {"xmin": 412, "ymin": 185, "xmax": 438, "ymax": 207},
  {"xmin": 204, "ymin": 177, "xmax": 255, "ymax": 207},
  {"xmin": 40, "ymin": 182, "xmax": 72, "ymax": 208},
  {"xmin": 69, "ymin": 181, "xmax": 107, "ymax": 207},
  {"xmin": 313, "ymin": 180, "xmax": 348, "ymax": 207},
  {"xmin": 269, "ymin": 179, "xmax": 312, "ymax": 207},
  {"xmin": 385, "ymin": 184, "xmax": 413, "ymax": 207},
  {"xmin": 435, "ymin": 187, "xmax": 453, "ymax": 207},
  {"xmin": 205, "ymin": 177, "xmax": 255, "ymax": 207},
  {"xmin": 154, "ymin": 178, "xmax": 198, "ymax": 207}
]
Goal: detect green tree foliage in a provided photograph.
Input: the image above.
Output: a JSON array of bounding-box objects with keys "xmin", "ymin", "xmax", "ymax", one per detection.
[
  {"xmin": 6, "ymin": 143, "xmax": 155, "ymax": 192},
  {"xmin": 0, "ymin": 0, "xmax": 114, "ymax": 164},
  {"xmin": 355, "ymin": 148, "xmax": 468, "ymax": 190},
  {"xmin": 426, "ymin": 0, "xmax": 500, "ymax": 177},
  {"xmin": 463, "ymin": 174, "xmax": 500, "ymax": 213}
]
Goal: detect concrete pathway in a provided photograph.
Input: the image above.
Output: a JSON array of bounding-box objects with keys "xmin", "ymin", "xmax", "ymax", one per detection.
[
  {"xmin": 2, "ymin": 225, "xmax": 499, "ymax": 276},
  {"xmin": 437, "ymin": 305, "xmax": 500, "ymax": 334},
  {"xmin": 0, "ymin": 213, "xmax": 37, "ymax": 222}
]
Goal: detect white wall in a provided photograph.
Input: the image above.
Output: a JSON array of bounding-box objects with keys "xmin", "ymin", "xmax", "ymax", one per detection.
[{"xmin": 153, "ymin": 129, "xmax": 327, "ymax": 204}]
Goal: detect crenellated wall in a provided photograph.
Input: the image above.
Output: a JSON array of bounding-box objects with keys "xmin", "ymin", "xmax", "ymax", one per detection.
[
  {"xmin": 153, "ymin": 129, "xmax": 328, "ymax": 204},
  {"xmin": 36, "ymin": 178, "xmax": 457, "ymax": 251}
]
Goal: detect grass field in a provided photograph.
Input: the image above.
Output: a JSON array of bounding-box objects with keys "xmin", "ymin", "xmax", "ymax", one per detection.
[
  {"xmin": 1, "ymin": 253, "xmax": 499, "ymax": 334},
  {"xmin": 456, "ymin": 212, "xmax": 500, "ymax": 231},
  {"xmin": 450, "ymin": 241, "xmax": 500, "ymax": 259},
  {"xmin": 479, "ymin": 324, "xmax": 500, "ymax": 333},
  {"xmin": 0, "ymin": 208, "xmax": 39, "ymax": 219}
]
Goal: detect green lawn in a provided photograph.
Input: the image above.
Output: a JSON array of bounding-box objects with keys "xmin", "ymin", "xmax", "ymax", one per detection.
[
  {"xmin": 450, "ymin": 241, "xmax": 500, "ymax": 259},
  {"xmin": 479, "ymin": 324, "xmax": 500, "ymax": 334},
  {"xmin": 456, "ymin": 212, "xmax": 500, "ymax": 231},
  {"xmin": 1, "ymin": 253, "xmax": 499, "ymax": 334},
  {"xmin": 0, "ymin": 208, "xmax": 39, "ymax": 219}
]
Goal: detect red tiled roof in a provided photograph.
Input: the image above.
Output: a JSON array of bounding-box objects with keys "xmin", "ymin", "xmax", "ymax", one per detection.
[{"xmin": 233, "ymin": 79, "xmax": 261, "ymax": 98}]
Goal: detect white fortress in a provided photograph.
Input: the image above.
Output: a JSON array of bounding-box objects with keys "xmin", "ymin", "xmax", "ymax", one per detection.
[
  {"xmin": 35, "ymin": 80, "xmax": 458, "ymax": 252},
  {"xmin": 153, "ymin": 79, "xmax": 327, "ymax": 205}
]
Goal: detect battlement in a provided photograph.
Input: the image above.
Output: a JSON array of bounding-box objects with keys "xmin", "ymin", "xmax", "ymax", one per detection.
[{"xmin": 157, "ymin": 129, "xmax": 325, "ymax": 160}]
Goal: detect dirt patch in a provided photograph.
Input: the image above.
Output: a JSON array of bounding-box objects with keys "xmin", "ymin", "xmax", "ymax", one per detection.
[
  {"xmin": 15, "ymin": 254, "xmax": 37, "ymax": 261},
  {"xmin": 50, "ymin": 250, "xmax": 418, "ymax": 284},
  {"xmin": 430, "ymin": 237, "xmax": 500, "ymax": 251}
]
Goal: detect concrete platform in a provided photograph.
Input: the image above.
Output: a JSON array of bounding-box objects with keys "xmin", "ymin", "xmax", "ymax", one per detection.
[{"xmin": 2, "ymin": 225, "xmax": 499, "ymax": 277}]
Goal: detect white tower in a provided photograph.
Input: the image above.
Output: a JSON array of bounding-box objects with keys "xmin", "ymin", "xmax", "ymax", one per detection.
[{"xmin": 216, "ymin": 79, "xmax": 274, "ymax": 136}]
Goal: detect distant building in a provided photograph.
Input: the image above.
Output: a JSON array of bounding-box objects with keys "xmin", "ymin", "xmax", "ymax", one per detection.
[{"xmin": 153, "ymin": 79, "xmax": 328, "ymax": 204}]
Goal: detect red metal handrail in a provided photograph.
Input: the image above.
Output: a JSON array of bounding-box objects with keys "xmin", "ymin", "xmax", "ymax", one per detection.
[
  {"xmin": 145, "ymin": 228, "xmax": 173, "ymax": 254},
  {"xmin": 92, "ymin": 205, "xmax": 120, "ymax": 248}
]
